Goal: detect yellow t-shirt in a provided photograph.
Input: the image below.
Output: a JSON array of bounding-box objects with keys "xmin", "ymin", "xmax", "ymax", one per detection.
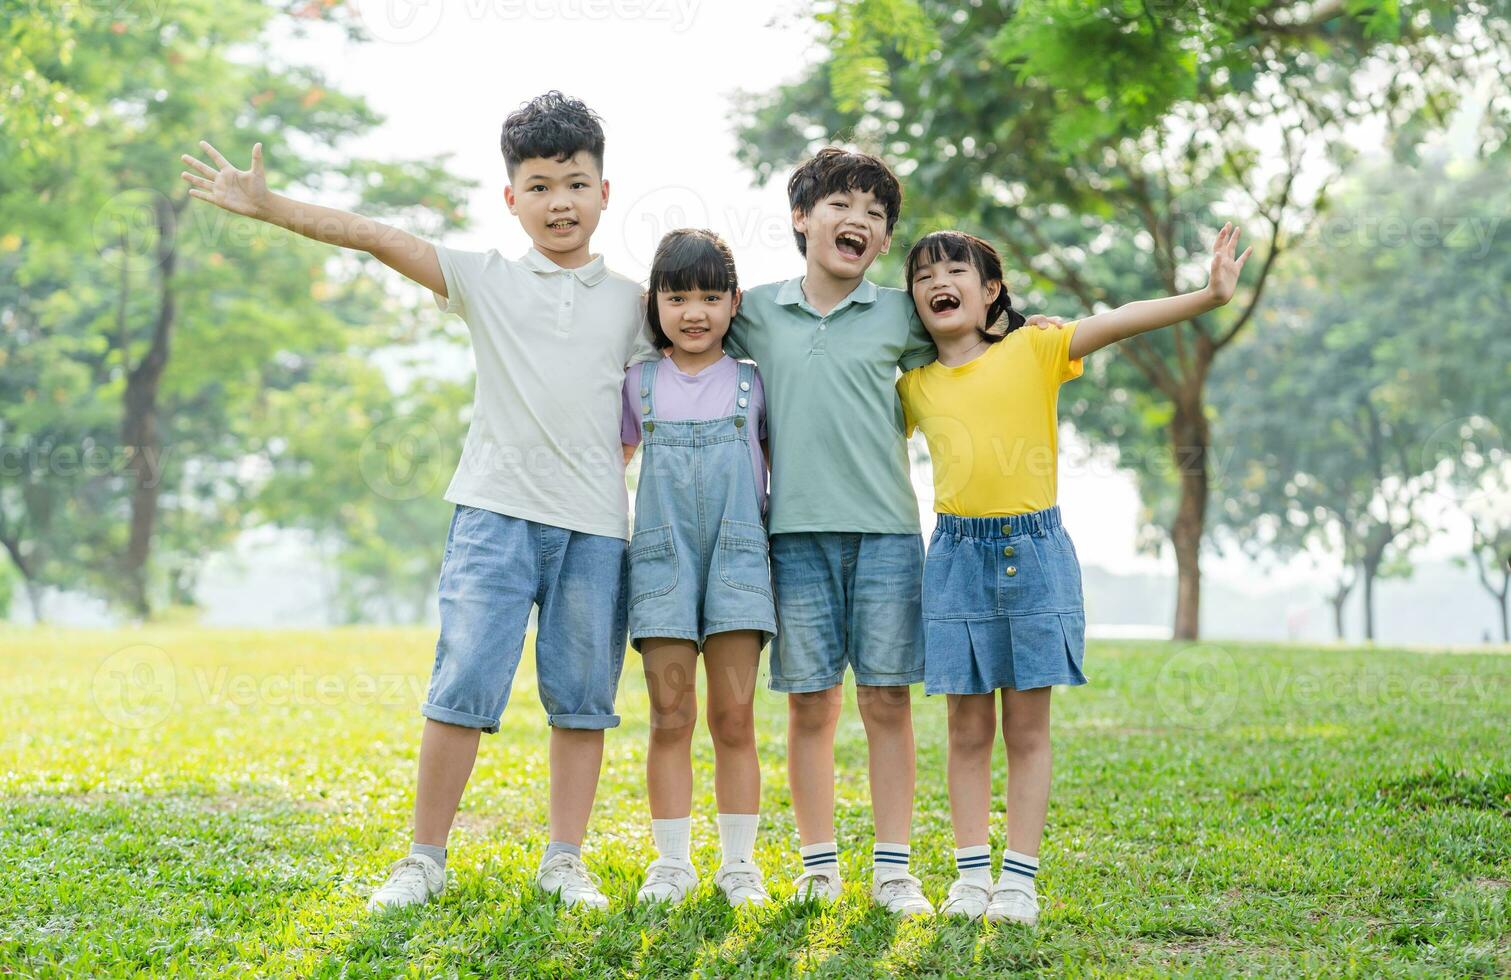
[{"xmin": 897, "ymin": 323, "xmax": 1084, "ymax": 517}]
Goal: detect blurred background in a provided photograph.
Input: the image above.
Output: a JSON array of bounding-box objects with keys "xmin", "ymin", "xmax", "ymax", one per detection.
[{"xmin": 2, "ymin": 0, "xmax": 1507, "ymax": 645}]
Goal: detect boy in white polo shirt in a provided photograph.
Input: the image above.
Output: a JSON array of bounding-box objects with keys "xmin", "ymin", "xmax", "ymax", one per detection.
[{"xmin": 182, "ymin": 92, "xmax": 657, "ymax": 912}]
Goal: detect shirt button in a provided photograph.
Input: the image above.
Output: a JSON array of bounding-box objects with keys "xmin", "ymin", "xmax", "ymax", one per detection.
[
  {"xmin": 640, "ymin": 389, "xmax": 649, "ymax": 397},
  {"xmin": 1005, "ymin": 565, "xmax": 1018, "ymax": 577},
  {"xmin": 1002, "ymin": 545, "xmax": 1015, "ymax": 557},
  {"xmin": 641, "ymin": 404, "xmax": 651, "ymax": 414},
  {"xmin": 738, "ymin": 397, "xmax": 748, "ymax": 408},
  {"xmin": 740, "ymin": 381, "xmax": 751, "ymax": 391}
]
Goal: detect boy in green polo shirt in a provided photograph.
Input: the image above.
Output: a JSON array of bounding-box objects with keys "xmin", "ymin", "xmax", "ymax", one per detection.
[{"xmin": 723, "ymin": 148, "xmax": 936, "ymax": 915}]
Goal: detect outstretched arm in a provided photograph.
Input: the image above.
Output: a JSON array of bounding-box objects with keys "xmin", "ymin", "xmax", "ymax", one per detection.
[
  {"xmin": 1067, "ymin": 223, "xmax": 1252, "ymax": 360},
  {"xmin": 180, "ymin": 141, "xmax": 446, "ymax": 298}
]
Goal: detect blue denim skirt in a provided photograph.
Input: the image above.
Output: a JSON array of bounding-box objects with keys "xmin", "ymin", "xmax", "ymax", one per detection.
[{"xmin": 922, "ymin": 507, "xmax": 1087, "ymax": 694}]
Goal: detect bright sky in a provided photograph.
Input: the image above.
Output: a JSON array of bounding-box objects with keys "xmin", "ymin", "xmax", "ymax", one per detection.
[{"xmin": 273, "ymin": 0, "xmax": 1475, "ymax": 592}]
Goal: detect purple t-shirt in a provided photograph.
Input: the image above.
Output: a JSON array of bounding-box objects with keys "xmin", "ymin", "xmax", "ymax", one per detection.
[{"xmin": 621, "ymin": 355, "xmax": 769, "ymax": 513}]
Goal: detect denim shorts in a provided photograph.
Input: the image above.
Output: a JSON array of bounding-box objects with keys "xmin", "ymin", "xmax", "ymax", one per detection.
[
  {"xmin": 922, "ymin": 508, "xmax": 1087, "ymax": 695},
  {"xmin": 422, "ymin": 505, "xmax": 629, "ymax": 732},
  {"xmin": 767, "ymin": 532, "xmax": 924, "ymax": 692}
]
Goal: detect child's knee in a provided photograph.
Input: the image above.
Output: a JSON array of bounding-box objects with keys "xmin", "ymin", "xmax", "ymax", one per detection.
[
  {"xmin": 856, "ymin": 685, "xmax": 911, "ymax": 727},
  {"xmin": 649, "ymin": 701, "xmax": 698, "ymax": 744},
  {"xmin": 1002, "ymin": 716, "xmax": 1050, "ymax": 756},
  {"xmin": 706, "ymin": 703, "xmax": 755, "ymax": 750},
  {"xmin": 788, "ymin": 689, "xmax": 842, "ymax": 733},
  {"xmin": 949, "ymin": 710, "xmax": 996, "ymax": 755}
]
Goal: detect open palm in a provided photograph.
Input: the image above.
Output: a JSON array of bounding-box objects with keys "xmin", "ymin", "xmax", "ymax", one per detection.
[
  {"xmin": 1206, "ymin": 222, "xmax": 1253, "ymax": 305},
  {"xmin": 180, "ymin": 140, "xmax": 269, "ymax": 219}
]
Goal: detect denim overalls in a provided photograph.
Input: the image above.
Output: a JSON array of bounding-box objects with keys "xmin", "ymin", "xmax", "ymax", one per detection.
[{"xmin": 626, "ymin": 358, "xmax": 777, "ymax": 651}]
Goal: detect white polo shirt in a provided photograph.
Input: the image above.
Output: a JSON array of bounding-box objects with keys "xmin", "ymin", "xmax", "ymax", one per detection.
[{"xmin": 433, "ymin": 245, "xmax": 658, "ymax": 539}]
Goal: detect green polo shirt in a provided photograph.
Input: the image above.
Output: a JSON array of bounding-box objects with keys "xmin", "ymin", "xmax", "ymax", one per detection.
[{"xmin": 726, "ymin": 276, "xmax": 938, "ymax": 534}]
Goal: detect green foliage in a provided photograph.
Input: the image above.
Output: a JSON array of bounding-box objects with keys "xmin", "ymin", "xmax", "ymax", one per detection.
[{"xmin": 0, "ymin": 0, "xmax": 475, "ymax": 618}]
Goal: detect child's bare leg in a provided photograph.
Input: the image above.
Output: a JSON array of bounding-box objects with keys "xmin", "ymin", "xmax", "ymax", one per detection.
[
  {"xmin": 641, "ymin": 637, "xmax": 701, "ymax": 818},
  {"xmin": 549, "ymin": 727, "xmax": 605, "ymax": 846},
  {"xmin": 702, "ymin": 631, "xmax": 762, "ymax": 814},
  {"xmin": 856, "ymin": 684, "xmax": 916, "ymax": 844},
  {"xmin": 413, "ymin": 718, "xmax": 482, "ymax": 846},
  {"xmin": 787, "ymin": 686, "xmax": 844, "ymax": 844},
  {"xmin": 1000, "ymin": 686, "xmax": 1053, "ymax": 856},
  {"xmin": 946, "ymin": 693, "xmax": 997, "ymax": 846}
]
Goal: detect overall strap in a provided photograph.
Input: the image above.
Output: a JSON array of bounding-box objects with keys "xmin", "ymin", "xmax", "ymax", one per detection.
[
  {"xmin": 733, "ymin": 359, "xmax": 756, "ymax": 432},
  {"xmin": 638, "ymin": 357, "xmax": 661, "ymax": 421}
]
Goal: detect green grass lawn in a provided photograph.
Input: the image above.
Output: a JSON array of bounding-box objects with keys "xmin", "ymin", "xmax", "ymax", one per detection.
[{"xmin": 2, "ymin": 628, "xmax": 1507, "ymax": 977}]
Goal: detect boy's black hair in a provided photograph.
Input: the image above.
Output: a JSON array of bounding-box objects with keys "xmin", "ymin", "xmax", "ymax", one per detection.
[
  {"xmin": 904, "ymin": 231, "xmax": 1026, "ymax": 341},
  {"xmin": 786, "ymin": 147, "xmax": 903, "ymax": 256},
  {"xmin": 499, "ymin": 91, "xmax": 605, "ymax": 179},
  {"xmin": 646, "ymin": 229, "xmax": 740, "ymax": 350}
]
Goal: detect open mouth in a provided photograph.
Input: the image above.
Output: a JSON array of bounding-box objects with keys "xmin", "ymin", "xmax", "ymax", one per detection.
[
  {"xmin": 834, "ymin": 231, "xmax": 866, "ymax": 259},
  {"xmin": 547, "ymin": 218, "xmax": 577, "ymax": 232},
  {"xmin": 929, "ymin": 294, "xmax": 961, "ymax": 314},
  {"xmin": 681, "ymin": 326, "xmax": 709, "ymax": 337}
]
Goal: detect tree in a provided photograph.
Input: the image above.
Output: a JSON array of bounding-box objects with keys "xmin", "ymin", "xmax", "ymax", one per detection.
[
  {"xmin": 734, "ymin": 0, "xmax": 1509, "ymax": 638},
  {"xmin": 1215, "ymin": 152, "xmax": 1510, "ymax": 640},
  {"xmin": 2, "ymin": 1, "xmax": 472, "ymax": 618}
]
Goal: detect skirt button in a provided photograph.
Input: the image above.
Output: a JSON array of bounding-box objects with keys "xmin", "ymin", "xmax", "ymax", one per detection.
[{"xmin": 1005, "ymin": 565, "xmax": 1018, "ymax": 577}]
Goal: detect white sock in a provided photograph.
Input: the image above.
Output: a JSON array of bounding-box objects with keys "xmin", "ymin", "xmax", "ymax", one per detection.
[
  {"xmin": 651, "ymin": 817, "xmax": 691, "ymax": 862},
  {"xmin": 954, "ymin": 844, "xmax": 991, "ymax": 887},
  {"xmin": 872, "ymin": 841, "xmax": 912, "ymax": 883},
  {"xmin": 997, "ymin": 848, "xmax": 1039, "ymax": 894},
  {"xmin": 799, "ymin": 840, "xmax": 839, "ymax": 878},
  {"xmin": 717, "ymin": 812, "xmax": 758, "ymax": 866}
]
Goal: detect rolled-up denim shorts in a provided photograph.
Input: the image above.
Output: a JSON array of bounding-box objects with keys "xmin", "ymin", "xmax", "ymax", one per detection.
[
  {"xmin": 767, "ymin": 531, "xmax": 924, "ymax": 692},
  {"xmin": 421, "ymin": 505, "xmax": 629, "ymax": 732},
  {"xmin": 923, "ymin": 507, "xmax": 1087, "ymax": 695}
]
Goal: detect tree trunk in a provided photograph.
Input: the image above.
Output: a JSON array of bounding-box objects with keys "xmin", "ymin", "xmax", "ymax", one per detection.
[
  {"xmin": 1328, "ymin": 577, "xmax": 1352, "ymax": 641},
  {"xmin": 1359, "ymin": 555, "xmax": 1381, "ymax": 643},
  {"xmin": 120, "ymin": 195, "xmax": 180, "ymax": 620},
  {"xmin": 1168, "ymin": 387, "xmax": 1210, "ymax": 641},
  {"xmin": 24, "ymin": 579, "xmax": 44, "ymax": 625},
  {"xmin": 0, "ymin": 535, "xmax": 45, "ymax": 624}
]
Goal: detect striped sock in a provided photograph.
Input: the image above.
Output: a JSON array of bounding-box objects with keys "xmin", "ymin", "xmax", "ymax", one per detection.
[
  {"xmin": 954, "ymin": 844, "xmax": 990, "ymax": 887},
  {"xmin": 997, "ymin": 848, "xmax": 1039, "ymax": 894},
  {"xmin": 799, "ymin": 841, "xmax": 839, "ymax": 879},
  {"xmin": 872, "ymin": 841, "xmax": 911, "ymax": 883},
  {"xmin": 652, "ymin": 817, "xmax": 691, "ymax": 862}
]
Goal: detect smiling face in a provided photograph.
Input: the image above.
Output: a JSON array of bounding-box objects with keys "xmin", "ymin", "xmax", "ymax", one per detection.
[
  {"xmin": 655, "ymin": 286, "xmax": 741, "ymax": 358},
  {"xmin": 910, "ymin": 256, "xmax": 1001, "ymax": 341},
  {"xmin": 504, "ymin": 151, "xmax": 607, "ymax": 266},
  {"xmin": 793, "ymin": 187, "xmax": 894, "ymax": 282}
]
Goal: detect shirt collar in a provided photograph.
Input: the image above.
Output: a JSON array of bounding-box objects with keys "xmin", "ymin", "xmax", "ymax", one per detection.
[
  {"xmin": 520, "ymin": 247, "xmax": 608, "ymax": 286},
  {"xmin": 775, "ymin": 275, "xmax": 878, "ymax": 316}
]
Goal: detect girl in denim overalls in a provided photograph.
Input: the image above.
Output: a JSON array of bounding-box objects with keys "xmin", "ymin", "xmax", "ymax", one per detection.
[{"xmin": 619, "ymin": 229, "xmax": 777, "ymax": 907}]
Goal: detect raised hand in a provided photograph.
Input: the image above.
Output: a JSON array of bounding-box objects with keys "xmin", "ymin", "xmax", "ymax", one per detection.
[
  {"xmin": 1205, "ymin": 222, "xmax": 1253, "ymax": 306},
  {"xmin": 180, "ymin": 141, "xmax": 271, "ymax": 220}
]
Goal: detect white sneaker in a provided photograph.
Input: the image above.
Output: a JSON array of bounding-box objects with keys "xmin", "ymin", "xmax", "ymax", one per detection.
[
  {"xmin": 367, "ymin": 854, "xmax": 445, "ymax": 911},
  {"xmin": 792, "ymin": 868, "xmax": 842, "ymax": 903},
  {"xmin": 536, "ymin": 852, "xmax": 610, "ymax": 910},
  {"xmin": 939, "ymin": 878, "xmax": 991, "ymax": 919},
  {"xmin": 714, "ymin": 861, "xmax": 769, "ymax": 908},
  {"xmin": 985, "ymin": 885, "xmax": 1039, "ymax": 926},
  {"xmin": 636, "ymin": 857, "xmax": 698, "ymax": 905},
  {"xmin": 872, "ymin": 872, "xmax": 935, "ymax": 917}
]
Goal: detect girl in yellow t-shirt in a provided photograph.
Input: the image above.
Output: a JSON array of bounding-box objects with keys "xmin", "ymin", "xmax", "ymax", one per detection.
[{"xmin": 897, "ymin": 225, "xmax": 1251, "ymax": 926}]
